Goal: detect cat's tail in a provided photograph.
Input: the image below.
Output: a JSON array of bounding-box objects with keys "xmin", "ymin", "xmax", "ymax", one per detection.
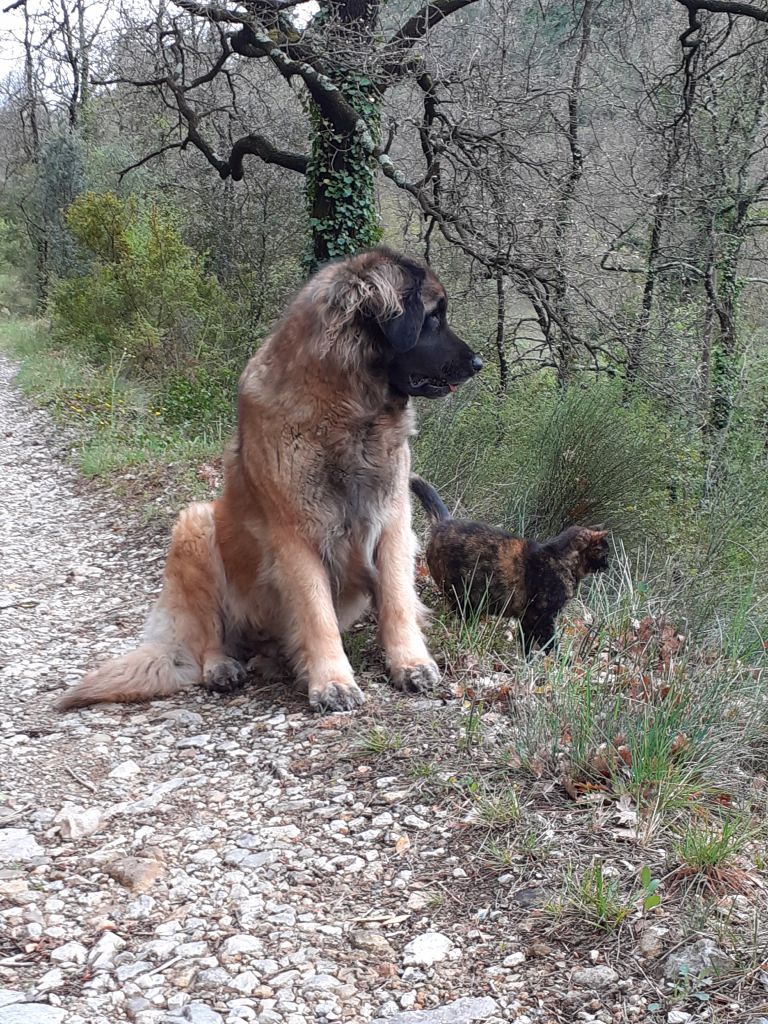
[
  {"xmin": 56, "ymin": 643, "xmax": 199, "ymax": 711},
  {"xmin": 410, "ymin": 475, "xmax": 452, "ymax": 522}
]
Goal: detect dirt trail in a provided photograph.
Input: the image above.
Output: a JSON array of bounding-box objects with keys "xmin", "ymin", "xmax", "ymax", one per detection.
[
  {"xmin": 0, "ymin": 354, "xmax": 524, "ymax": 1024},
  {"xmin": 0, "ymin": 354, "xmax": 530, "ymax": 1024}
]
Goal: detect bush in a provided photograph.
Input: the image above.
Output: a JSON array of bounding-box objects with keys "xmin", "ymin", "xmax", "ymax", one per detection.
[
  {"xmin": 51, "ymin": 192, "xmax": 240, "ymax": 386},
  {"xmin": 414, "ymin": 378, "xmax": 676, "ymax": 544},
  {"xmin": 0, "ymin": 218, "xmax": 37, "ymax": 316}
]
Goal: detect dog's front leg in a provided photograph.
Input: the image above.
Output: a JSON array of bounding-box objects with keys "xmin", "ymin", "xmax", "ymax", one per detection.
[
  {"xmin": 375, "ymin": 491, "xmax": 440, "ymax": 694},
  {"xmin": 272, "ymin": 532, "xmax": 364, "ymax": 712}
]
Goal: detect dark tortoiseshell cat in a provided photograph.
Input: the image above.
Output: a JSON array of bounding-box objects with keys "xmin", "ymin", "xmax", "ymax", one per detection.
[{"xmin": 411, "ymin": 475, "xmax": 609, "ymax": 655}]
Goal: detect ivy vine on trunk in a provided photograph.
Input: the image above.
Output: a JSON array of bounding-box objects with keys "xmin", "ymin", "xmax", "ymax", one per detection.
[{"xmin": 305, "ymin": 73, "xmax": 383, "ymax": 271}]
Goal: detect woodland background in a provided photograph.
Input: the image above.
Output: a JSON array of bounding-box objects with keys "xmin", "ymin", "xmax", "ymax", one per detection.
[{"xmin": 2, "ymin": 0, "xmax": 768, "ymax": 652}]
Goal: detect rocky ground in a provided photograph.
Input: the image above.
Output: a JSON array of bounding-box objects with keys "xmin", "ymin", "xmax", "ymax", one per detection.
[{"xmin": 1, "ymin": 352, "xmax": 767, "ymax": 1024}]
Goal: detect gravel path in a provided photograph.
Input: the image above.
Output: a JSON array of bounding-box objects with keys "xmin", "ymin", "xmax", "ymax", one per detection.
[{"xmin": 0, "ymin": 354, "xmax": 659, "ymax": 1024}]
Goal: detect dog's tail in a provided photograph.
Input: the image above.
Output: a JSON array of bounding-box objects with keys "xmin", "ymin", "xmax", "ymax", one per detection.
[
  {"xmin": 56, "ymin": 643, "xmax": 199, "ymax": 711},
  {"xmin": 410, "ymin": 474, "xmax": 452, "ymax": 523}
]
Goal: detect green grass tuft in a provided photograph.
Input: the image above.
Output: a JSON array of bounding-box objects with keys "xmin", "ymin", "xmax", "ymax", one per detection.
[{"xmin": 674, "ymin": 813, "xmax": 754, "ymax": 873}]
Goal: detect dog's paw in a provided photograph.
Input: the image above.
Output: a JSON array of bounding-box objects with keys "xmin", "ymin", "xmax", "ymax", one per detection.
[
  {"xmin": 203, "ymin": 658, "xmax": 248, "ymax": 694},
  {"xmin": 390, "ymin": 660, "xmax": 440, "ymax": 694},
  {"xmin": 308, "ymin": 678, "xmax": 365, "ymax": 713}
]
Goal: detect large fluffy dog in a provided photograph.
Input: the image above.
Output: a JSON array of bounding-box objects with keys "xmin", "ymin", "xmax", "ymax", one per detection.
[{"xmin": 56, "ymin": 249, "xmax": 482, "ymax": 713}]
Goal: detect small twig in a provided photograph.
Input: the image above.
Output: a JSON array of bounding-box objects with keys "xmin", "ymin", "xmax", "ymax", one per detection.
[
  {"xmin": 146, "ymin": 954, "xmax": 184, "ymax": 976},
  {"xmin": 0, "ymin": 803, "xmax": 32, "ymax": 825},
  {"xmin": 64, "ymin": 765, "xmax": 97, "ymax": 793}
]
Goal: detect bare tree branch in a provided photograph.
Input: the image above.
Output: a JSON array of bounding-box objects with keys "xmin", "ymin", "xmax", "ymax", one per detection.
[
  {"xmin": 118, "ymin": 141, "xmax": 187, "ymax": 180},
  {"xmin": 673, "ymin": 0, "xmax": 768, "ymax": 21},
  {"xmin": 228, "ymin": 133, "xmax": 308, "ymax": 177},
  {"xmin": 387, "ymin": 0, "xmax": 482, "ymax": 50}
]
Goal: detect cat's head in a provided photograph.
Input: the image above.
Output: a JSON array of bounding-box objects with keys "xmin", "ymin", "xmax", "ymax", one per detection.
[
  {"xmin": 580, "ymin": 528, "xmax": 610, "ymax": 574},
  {"xmin": 551, "ymin": 525, "xmax": 610, "ymax": 575}
]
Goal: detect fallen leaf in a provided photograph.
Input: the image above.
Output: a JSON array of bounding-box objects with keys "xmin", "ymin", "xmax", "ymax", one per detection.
[
  {"xmin": 395, "ymin": 834, "xmax": 411, "ymax": 856},
  {"xmin": 614, "ymin": 794, "xmax": 638, "ymax": 826}
]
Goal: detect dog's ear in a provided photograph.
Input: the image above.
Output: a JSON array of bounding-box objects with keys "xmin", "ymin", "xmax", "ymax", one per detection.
[
  {"xmin": 376, "ymin": 266, "xmax": 426, "ymax": 352},
  {"xmin": 309, "ymin": 252, "xmax": 426, "ymax": 362}
]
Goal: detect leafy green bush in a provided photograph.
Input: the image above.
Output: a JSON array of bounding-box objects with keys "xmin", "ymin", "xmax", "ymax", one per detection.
[
  {"xmin": 51, "ymin": 192, "xmax": 238, "ymax": 388},
  {"xmin": 0, "ymin": 218, "xmax": 36, "ymax": 315}
]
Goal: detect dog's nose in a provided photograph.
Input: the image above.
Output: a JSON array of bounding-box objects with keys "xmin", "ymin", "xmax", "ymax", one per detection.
[{"xmin": 471, "ymin": 355, "xmax": 483, "ymax": 374}]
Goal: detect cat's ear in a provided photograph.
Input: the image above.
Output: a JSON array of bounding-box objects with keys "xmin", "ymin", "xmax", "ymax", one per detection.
[{"xmin": 589, "ymin": 528, "xmax": 608, "ymax": 540}]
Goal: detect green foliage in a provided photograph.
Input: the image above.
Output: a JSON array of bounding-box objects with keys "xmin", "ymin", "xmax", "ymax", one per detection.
[
  {"xmin": 415, "ymin": 378, "xmax": 673, "ymax": 544},
  {"xmin": 353, "ymin": 724, "xmax": 404, "ymax": 757},
  {"xmin": 0, "ymin": 219, "xmax": 36, "ymax": 316},
  {"xmin": 468, "ymin": 786, "xmax": 522, "ymax": 829},
  {"xmin": 551, "ymin": 861, "xmax": 662, "ymax": 931},
  {"xmin": 673, "ymin": 813, "xmax": 754, "ymax": 872},
  {"xmin": 552, "ymin": 860, "xmax": 635, "ymax": 930},
  {"xmin": 305, "ymin": 74, "xmax": 382, "ymax": 270},
  {"xmin": 428, "ymin": 578, "xmax": 513, "ymax": 671},
  {"xmin": 640, "ymin": 865, "xmax": 662, "ymax": 911},
  {"xmin": 51, "ymin": 192, "xmax": 240, "ymax": 427},
  {"xmin": 47, "ymin": 190, "xmax": 249, "ymax": 432},
  {"xmin": 502, "ymin": 560, "xmax": 768, "ymax": 815},
  {"xmin": 0, "ymin": 318, "xmax": 224, "ymax": 488},
  {"xmin": 34, "ymin": 129, "xmax": 87, "ymax": 286},
  {"xmin": 162, "ymin": 368, "xmax": 237, "ymax": 428}
]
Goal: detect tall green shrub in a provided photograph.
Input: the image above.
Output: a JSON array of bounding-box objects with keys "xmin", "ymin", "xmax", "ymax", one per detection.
[{"xmin": 53, "ymin": 192, "xmax": 229, "ymax": 367}]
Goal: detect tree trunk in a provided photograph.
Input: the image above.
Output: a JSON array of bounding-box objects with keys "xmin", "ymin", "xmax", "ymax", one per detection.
[
  {"xmin": 494, "ymin": 272, "xmax": 508, "ymax": 392},
  {"xmin": 626, "ymin": 177, "xmax": 672, "ymax": 386},
  {"xmin": 306, "ymin": 86, "xmax": 381, "ymax": 271},
  {"xmin": 706, "ymin": 238, "xmax": 740, "ymax": 433},
  {"xmin": 550, "ymin": 0, "xmax": 593, "ymax": 386}
]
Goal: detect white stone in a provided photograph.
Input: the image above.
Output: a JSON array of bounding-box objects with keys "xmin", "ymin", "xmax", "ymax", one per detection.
[
  {"xmin": 302, "ymin": 974, "xmax": 340, "ymax": 994},
  {"xmin": 108, "ymin": 760, "xmax": 141, "ymax": 780},
  {"xmin": 229, "ymin": 971, "xmax": 259, "ymax": 995},
  {"xmin": 35, "ymin": 968, "xmax": 64, "ymax": 992},
  {"xmin": 0, "ymin": 1007, "xmax": 67, "ymax": 1024},
  {"xmin": 176, "ymin": 734, "xmax": 210, "ymax": 749},
  {"xmin": 571, "ymin": 965, "xmax": 619, "ymax": 989},
  {"xmin": 403, "ymin": 932, "xmax": 454, "ymax": 966},
  {"xmin": 406, "ymin": 892, "xmax": 430, "ymax": 911},
  {"xmin": 502, "ymin": 952, "xmax": 526, "ymax": 968},
  {"xmin": 220, "ymin": 935, "xmax": 263, "ymax": 960},
  {"xmin": 637, "ymin": 925, "xmax": 668, "ymax": 959},
  {"xmin": 251, "ymin": 959, "xmax": 280, "ymax": 977},
  {"xmin": 184, "ymin": 1004, "xmax": 224, "ymax": 1024},
  {"xmin": 664, "ymin": 938, "xmax": 733, "ymax": 980},
  {"xmin": 55, "ymin": 803, "xmax": 106, "ymax": 839},
  {"xmin": 403, "ymin": 815, "xmax": 430, "ymax": 830},
  {"xmin": 0, "ymin": 828, "xmax": 44, "ymax": 862},
  {"xmin": 116, "ymin": 961, "xmax": 154, "ymax": 982},
  {"xmin": 50, "ymin": 940, "xmax": 89, "ymax": 964},
  {"xmin": 370, "ymin": 996, "xmax": 499, "ymax": 1023},
  {"xmin": 89, "ymin": 931, "xmax": 127, "ymax": 969}
]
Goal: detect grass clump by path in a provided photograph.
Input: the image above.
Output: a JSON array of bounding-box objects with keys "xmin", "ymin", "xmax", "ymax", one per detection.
[{"xmin": 0, "ymin": 318, "xmax": 230, "ymax": 518}]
